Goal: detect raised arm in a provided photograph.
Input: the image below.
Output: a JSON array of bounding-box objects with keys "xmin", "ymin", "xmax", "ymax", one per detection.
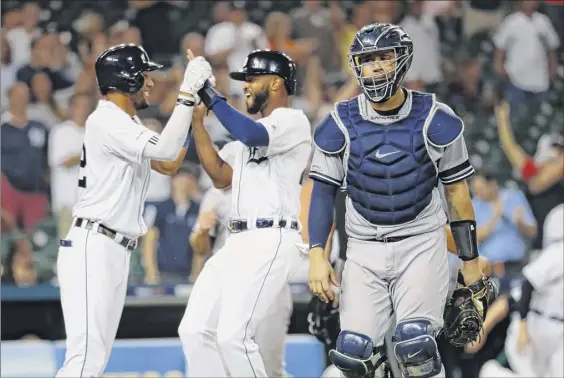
[
  {"xmin": 198, "ymin": 83, "xmax": 269, "ymax": 147},
  {"xmin": 143, "ymin": 52, "xmax": 212, "ymax": 163},
  {"xmin": 191, "ymin": 103, "xmax": 233, "ymax": 189}
]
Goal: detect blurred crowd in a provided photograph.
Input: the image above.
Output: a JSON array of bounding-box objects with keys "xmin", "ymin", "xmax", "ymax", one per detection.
[{"xmin": 0, "ymin": 0, "xmax": 562, "ymax": 297}]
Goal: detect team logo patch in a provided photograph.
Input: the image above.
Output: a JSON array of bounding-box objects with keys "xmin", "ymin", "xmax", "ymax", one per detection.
[
  {"xmin": 247, "ymin": 147, "xmax": 268, "ymax": 165},
  {"xmin": 311, "ymin": 164, "xmax": 323, "ymax": 172}
]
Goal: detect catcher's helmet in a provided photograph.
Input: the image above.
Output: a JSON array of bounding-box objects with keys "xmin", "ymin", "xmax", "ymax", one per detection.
[
  {"xmin": 348, "ymin": 23, "xmax": 413, "ymax": 103},
  {"xmin": 229, "ymin": 49, "xmax": 297, "ymax": 95},
  {"xmin": 95, "ymin": 44, "xmax": 162, "ymax": 95}
]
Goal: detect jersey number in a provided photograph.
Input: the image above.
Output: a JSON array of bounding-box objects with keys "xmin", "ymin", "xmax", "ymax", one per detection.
[{"xmin": 78, "ymin": 144, "xmax": 87, "ymax": 188}]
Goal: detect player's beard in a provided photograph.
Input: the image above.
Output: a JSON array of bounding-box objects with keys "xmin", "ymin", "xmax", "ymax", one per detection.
[
  {"xmin": 247, "ymin": 87, "xmax": 269, "ymax": 115},
  {"xmin": 134, "ymin": 96, "xmax": 149, "ymax": 110}
]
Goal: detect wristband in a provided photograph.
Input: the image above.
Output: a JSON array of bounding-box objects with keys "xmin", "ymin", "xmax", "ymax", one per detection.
[
  {"xmin": 450, "ymin": 220, "xmax": 479, "ymax": 261},
  {"xmin": 197, "ymin": 80, "xmax": 226, "ymax": 108},
  {"xmin": 177, "ymin": 93, "xmax": 195, "ymax": 107},
  {"xmin": 521, "ymin": 158, "xmax": 538, "ymax": 182}
]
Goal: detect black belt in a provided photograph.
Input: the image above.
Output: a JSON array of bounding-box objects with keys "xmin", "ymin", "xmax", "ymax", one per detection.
[
  {"xmin": 371, "ymin": 235, "xmax": 412, "ymax": 243},
  {"xmin": 74, "ymin": 218, "xmax": 138, "ymax": 251},
  {"xmin": 531, "ymin": 309, "xmax": 564, "ymax": 323},
  {"xmin": 228, "ymin": 219, "xmax": 299, "ymax": 233}
]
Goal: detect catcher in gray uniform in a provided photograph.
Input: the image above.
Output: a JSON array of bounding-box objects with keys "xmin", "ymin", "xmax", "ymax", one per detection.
[{"xmin": 307, "ymin": 23, "xmax": 495, "ymax": 378}]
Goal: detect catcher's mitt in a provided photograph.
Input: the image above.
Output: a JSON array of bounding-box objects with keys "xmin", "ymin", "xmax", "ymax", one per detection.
[
  {"xmin": 307, "ymin": 296, "xmax": 340, "ymax": 348},
  {"xmin": 442, "ymin": 273, "xmax": 498, "ymax": 347}
]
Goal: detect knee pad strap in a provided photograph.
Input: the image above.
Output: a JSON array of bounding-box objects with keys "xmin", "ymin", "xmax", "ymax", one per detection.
[{"xmin": 328, "ymin": 330, "xmax": 387, "ymax": 378}]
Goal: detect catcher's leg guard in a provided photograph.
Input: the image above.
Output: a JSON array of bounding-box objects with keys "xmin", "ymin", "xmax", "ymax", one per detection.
[
  {"xmin": 394, "ymin": 319, "xmax": 442, "ymax": 378},
  {"xmin": 328, "ymin": 330, "xmax": 388, "ymax": 378}
]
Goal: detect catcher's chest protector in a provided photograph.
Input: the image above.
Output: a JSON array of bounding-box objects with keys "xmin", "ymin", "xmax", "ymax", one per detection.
[{"xmin": 334, "ymin": 93, "xmax": 438, "ymax": 226}]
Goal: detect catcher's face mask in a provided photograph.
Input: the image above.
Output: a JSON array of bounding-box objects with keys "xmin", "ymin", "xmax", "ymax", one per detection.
[{"xmin": 349, "ymin": 47, "xmax": 411, "ymax": 103}]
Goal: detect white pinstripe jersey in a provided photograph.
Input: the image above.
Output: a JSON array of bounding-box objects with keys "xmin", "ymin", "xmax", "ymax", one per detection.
[{"xmin": 72, "ymin": 100, "xmax": 160, "ymax": 238}]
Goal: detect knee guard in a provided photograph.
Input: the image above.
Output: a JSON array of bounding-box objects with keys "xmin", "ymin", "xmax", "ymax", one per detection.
[
  {"xmin": 328, "ymin": 330, "xmax": 388, "ymax": 378},
  {"xmin": 394, "ymin": 319, "xmax": 441, "ymax": 378}
]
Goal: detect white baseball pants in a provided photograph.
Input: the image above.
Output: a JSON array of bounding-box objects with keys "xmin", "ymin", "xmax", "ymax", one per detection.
[
  {"xmin": 178, "ymin": 227, "xmax": 303, "ymax": 377},
  {"xmin": 56, "ymin": 226, "xmax": 131, "ymax": 377}
]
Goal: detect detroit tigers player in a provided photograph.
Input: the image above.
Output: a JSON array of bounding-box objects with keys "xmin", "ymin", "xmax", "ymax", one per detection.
[
  {"xmin": 307, "ymin": 24, "xmax": 494, "ymax": 378},
  {"xmin": 177, "ymin": 50, "xmax": 311, "ymax": 377},
  {"xmin": 474, "ymin": 203, "xmax": 563, "ymax": 378},
  {"xmin": 55, "ymin": 44, "xmax": 212, "ymax": 377},
  {"xmin": 189, "ymin": 186, "xmax": 293, "ymax": 377}
]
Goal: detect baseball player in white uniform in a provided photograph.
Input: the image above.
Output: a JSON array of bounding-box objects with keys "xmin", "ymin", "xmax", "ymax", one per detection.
[
  {"xmin": 190, "ymin": 186, "xmax": 293, "ymax": 377},
  {"xmin": 55, "ymin": 44, "xmax": 213, "ymax": 377},
  {"xmin": 478, "ymin": 203, "xmax": 564, "ymax": 378},
  {"xmin": 177, "ymin": 50, "xmax": 311, "ymax": 377}
]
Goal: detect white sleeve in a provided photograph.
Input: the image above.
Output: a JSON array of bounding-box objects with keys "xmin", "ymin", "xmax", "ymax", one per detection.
[
  {"xmin": 205, "ymin": 24, "xmax": 233, "ymax": 55},
  {"xmin": 262, "ymin": 109, "xmax": 312, "ymax": 156},
  {"xmin": 438, "ymin": 136, "xmax": 475, "ymax": 185},
  {"xmin": 218, "ymin": 141, "xmax": 240, "ymax": 167},
  {"xmin": 308, "ymin": 146, "xmax": 345, "ymax": 187},
  {"xmin": 540, "ymin": 14, "xmax": 560, "ymax": 49},
  {"xmin": 142, "ymin": 104, "xmax": 194, "ymax": 161},
  {"xmin": 48, "ymin": 126, "xmax": 77, "ymax": 168},
  {"xmin": 493, "ymin": 18, "xmax": 512, "ymax": 49},
  {"xmin": 523, "ymin": 245, "xmax": 563, "ymax": 291},
  {"xmin": 102, "ymin": 114, "xmax": 159, "ymax": 164}
]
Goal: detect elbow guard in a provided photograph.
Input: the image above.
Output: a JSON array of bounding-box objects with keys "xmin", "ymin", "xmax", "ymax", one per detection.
[{"xmin": 450, "ymin": 220, "xmax": 479, "ymax": 261}]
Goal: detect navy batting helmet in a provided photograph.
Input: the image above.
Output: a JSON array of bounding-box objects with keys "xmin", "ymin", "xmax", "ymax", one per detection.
[
  {"xmin": 95, "ymin": 44, "xmax": 163, "ymax": 95},
  {"xmin": 348, "ymin": 23, "xmax": 413, "ymax": 103},
  {"xmin": 229, "ymin": 49, "xmax": 297, "ymax": 95}
]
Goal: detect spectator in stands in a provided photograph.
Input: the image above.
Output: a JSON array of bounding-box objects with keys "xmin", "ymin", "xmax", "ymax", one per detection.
[
  {"xmin": 463, "ymin": 0, "xmax": 504, "ymax": 39},
  {"xmin": 5, "ymin": 2, "xmax": 41, "ymax": 68},
  {"xmin": 174, "ymin": 32, "xmax": 205, "ymax": 68},
  {"xmin": 264, "ymin": 12, "xmax": 317, "ymax": 66},
  {"xmin": 328, "ymin": 3, "xmax": 355, "ymax": 74},
  {"xmin": 109, "ymin": 22, "xmax": 142, "ymax": 46},
  {"xmin": 544, "ymin": 0, "xmax": 564, "ymax": 44},
  {"xmin": 142, "ymin": 165, "xmax": 201, "ymax": 284},
  {"xmin": 27, "ymin": 72, "xmax": 64, "ymax": 130},
  {"xmin": 470, "ymin": 170, "xmax": 537, "ymax": 279},
  {"xmin": 16, "ymin": 34, "xmax": 74, "ymax": 92},
  {"xmin": 204, "ymin": 2, "xmax": 268, "ymax": 95},
  {"xmin": 433, "ymin": 0, "xmax": 463, "ymax": 48},
  {"xmin": 1, "ymin": 30, "xmax": 16, "ymax": 112},
  {"xmin": 1, "ymin": 238, "xmax": 38, "ymax": 287},
  {"xmin": 290, "ymin": 1, "xmax": 341, "ymax": 84},
  {"xmin": 49, "ymin": 33, "xmax": 83, "ymax": 84},
  {"xmin": 131, "ymin": 0, "xmax": 178, "ymax": 57},
  {"xmin": 495, "ymin": 102, "xmax": 564, "ymax": 249},
  {"xmin": 73, "ymin": 10, "xmax": 105, "ymax": 46},
  {"xmin": 0, "ymin": 83, "xmax": 48, "ymax": 233},
  {"xmin": 48, "ymin": 93, "xmax": 92, "ymax": 239},
  {"xmin": 447, "ymin": 58, "xmax": 496, "ymax": 115},
  {"xmin": 494, "ymin": 0, "xmax": 560, "ymax": 107},
  {"xmin": 1, "ymin": 5, "xmax": 23, "ymax": 32},
  {"xmin": 212, "ymin": 1, "xmax": 231, "ymax": 24},
  {"xmin": 373, "ymin": 0, "xmax": 398, "ymax": 23},
  {"xmin": 400, "ymin": 0, "xmax": 443, "ymax": 93}
]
